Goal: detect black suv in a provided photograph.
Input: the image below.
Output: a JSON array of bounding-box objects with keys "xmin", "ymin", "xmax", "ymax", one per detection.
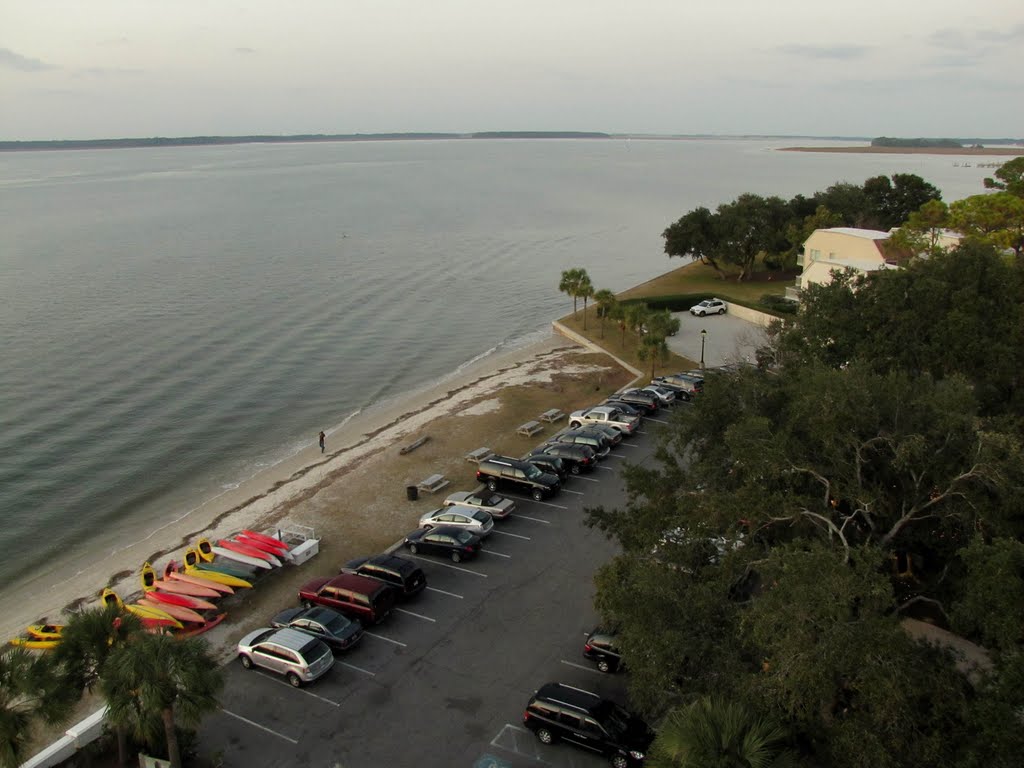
[
  {"xmin": 529, "ymin": 442, "xmax": 596, "ymax": 474},
  {"xmin": 547, "ymin": 429, "xmax": 611, "ymax": 459},
  {"xmin": 340, "ymin": 554, "xmax": 427, "ymax": 600},
  {"xmin": 476, "ymin": 456, "xmax": 561, "ymax": 501},
  {"xmin": 522, "ymin": 452, "xmax": 568, "ymax": 482},
  {"xmin": 583, "ymin": 628, "xmax": 623, "ymax": 673},
  {"xmin": 523, "ymin": 683, "xmax": 654, "ymax": 767},
  {"xmin": 608, "ymin": 389, "xmax": 659, "ymax": 413}
]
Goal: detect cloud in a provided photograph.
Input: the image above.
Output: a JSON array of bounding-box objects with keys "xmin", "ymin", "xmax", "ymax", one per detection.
[
  {"xmin": 235, "ymin": 47, "xmax": 256, "ymax": 54},
  {"xmin": 976, "ymin": 22, "xmax": 1024, "ymax": 44},
  {"xmin": 71, "ymin": 66, "xmax": 143, "ymax": 79},
  {"xmin": 0, "ymin": 48, "xmax": 55, "ymax": 72},
  {"xmin": 776, "ymin": 43, "xmax": 870, "ymax": 60}
]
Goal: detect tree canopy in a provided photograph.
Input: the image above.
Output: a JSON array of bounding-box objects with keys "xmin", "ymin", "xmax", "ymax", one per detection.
[{"xmin": 587, "ymin": 239, "xmax": 1024, "ymax": 768}]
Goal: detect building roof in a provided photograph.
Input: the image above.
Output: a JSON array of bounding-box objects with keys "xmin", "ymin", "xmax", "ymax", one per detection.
[{"xmin": 821, "ymin": 227, "xmax": 891, "ymax": 239}]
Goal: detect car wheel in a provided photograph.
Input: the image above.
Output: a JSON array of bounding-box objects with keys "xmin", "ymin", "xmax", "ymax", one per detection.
[
  {"xmin": 287, "ymin": 672, "xmax": 302, "ymax": 688},
  {"xmin": 408, "ymin": 543, "xmax": 418, "ymax": 555},
  {"xmin": 239, "ymin": 654, "xmax": 253, "ymax": 669},
  {"xmin": 487, "ymin": 479, "xmax": 498, "ymax": 492},
  {"xmin": 597, "ymin": 658, "xmax": 612, "ymax": 673},
  {"xmin": 698, "ymin": 310, "xmax": 706, "ymax": 317},
  {"xmin": 532, "ymin": 488, "xmax": 544, "ymax": 501},
  {"xmin": 303, "ymin": 600, "xmax": 314, "ymax": 609},
  {"xmin": 451, "ymin": 551, "xmax": 462, "ymax": 563},
  {"xmin": 720, "ymin": 307, "xmax": 726, "ymax": 314},
  {"xmin": 536, "ymin": 728, "xmax": 555, "ymax": 745},
  {"xmin": 570, "ymin": 464, "xmax": 581, "ymax": 475},
  {"xmin": 612, "ymin": 755, "xmax": 629, "ymax": 768},
  {"xmin": 570, "ymin": 421, "xmax": 581, "ymax": 429},
  {"xmin": 680, "ymin": 392, "xmax": 691, "ymax": 402}
]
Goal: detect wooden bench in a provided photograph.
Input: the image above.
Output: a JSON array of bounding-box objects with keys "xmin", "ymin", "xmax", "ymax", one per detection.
[
  {"xmin": 539, "ymin": 409, "xmax": 565, "ymax": 423},
  {"xmin": 417, "ymin": 474, "xmax": 450, "ymax": 494},
  {"xmin": 516, "ymin": 420, "xmax": 544, "ymax": 437},
  {"xmin": 465, "ymin": 447, "xmax": 494, "ymax": 463}
]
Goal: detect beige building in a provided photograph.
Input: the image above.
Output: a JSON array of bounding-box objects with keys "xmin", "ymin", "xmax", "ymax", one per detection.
[{"xmin": 787, "ymin": 227, "xmax": 895, "ymax": 300}]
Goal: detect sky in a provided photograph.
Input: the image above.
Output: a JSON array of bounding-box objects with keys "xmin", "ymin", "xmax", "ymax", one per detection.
[{"xmin": 2, "ymin": 0, "xmax": 1022, "ymax": 141}]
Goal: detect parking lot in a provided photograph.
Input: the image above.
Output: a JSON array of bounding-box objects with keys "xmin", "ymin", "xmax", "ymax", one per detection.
[{"xmin": 198, "ymin": 412, "xmax": 672, "ymax": 768}]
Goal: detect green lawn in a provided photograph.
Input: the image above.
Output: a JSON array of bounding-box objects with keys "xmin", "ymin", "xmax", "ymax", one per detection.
[{"xmin": 618, "ymin": 259, "xmax": 794, "ymax": 304}]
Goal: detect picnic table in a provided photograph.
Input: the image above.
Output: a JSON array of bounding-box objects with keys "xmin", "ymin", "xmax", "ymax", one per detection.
[{"xmin": 516, "ymin": 421, "xmax": 544, "ymax": 437}]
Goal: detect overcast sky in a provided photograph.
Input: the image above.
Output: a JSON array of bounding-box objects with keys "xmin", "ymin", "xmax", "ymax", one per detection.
[{"xmin": 2, "ymin": 0, "xmax": 1022, "ymax": 141}]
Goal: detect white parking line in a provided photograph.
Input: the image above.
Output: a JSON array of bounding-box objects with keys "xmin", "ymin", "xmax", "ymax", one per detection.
[
  {"xmin": 572, "ymin": 475, "xmax": 600, "ymax": 483},
  {"xmin": 531, "ymin": 499, "xmax": 569, "ymax": 510},
  {"xmin": 616, "ymin": 443, "xmax": 640, "ymax": 449},
  {"xmin": 405, "ymin": 554, "xmax": 488, "ymax": 577},
  {"xmin": 426, "ymin": 585, "xmax": 464, "ymax": 598},
  {"xmin": 510, "ymin": 513, "xmax": 550, "ymax": 524},
  {"xmin": 646, "ymin": 417, "xmax": 670, "ymax": 424},
  {"xmin": 560, "ymin": 659, "xmax": 601, "ymax": 674},
  {"xmin": 338, "ymin": 660, "xmax": 376, "ymax": 677},
  {"xmin": 560, "ymin": 488, "xmax": 585, "ymax": 495},
  {"xmin": 635, "ymin": 429, "xmax": 650, "ymax": 435},
  {"xmin": 596, "ymin": 466, "xmax": 617, "ymax": 472},
  {"xmin": 481, "ymin": 549, "xmax": 512, "ymax": 559},
  {"xmin": 364, "ymin": 631, "xmax": 408, "ymax": 647},
  {"xmin": 491, "ymin": 530, "xmax": 531, "ymax": 540},
  {"xmin": 255, "ymin": 670, "xmax": 343, "ymax": 707},
  {"xmin": 395, "ymin": 606, "xmax": 436, "ymax": 622},
  {"xmin": 221, "ymin": 709, "xmax": 299, "ymax": 744}
]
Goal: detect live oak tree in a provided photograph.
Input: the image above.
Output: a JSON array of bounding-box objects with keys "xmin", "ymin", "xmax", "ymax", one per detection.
[
  {"xmin": 983, "ymin": 156, "xmax": 1024, "ymax": 197},
  {"xmin": 948, "ymin": 192, "xmax": 1024, "ymax": 260}
]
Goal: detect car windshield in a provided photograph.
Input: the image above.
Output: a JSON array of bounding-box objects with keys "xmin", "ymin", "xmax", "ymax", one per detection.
[
  {"xmin": 455, "ymin": 529, "xmax": 475, "ymax": 544},
  {"xmin": 472, "ymin": 510, "xmax": 490, "ymax": 523},
  {"xmin": 323, "ymin": 615, "xmax": 353, "ymax": 635},
  {"xmin": 481, "ymin": 495, "xmax": 498, "ymax": 506},
  {"xmin": 596, "ymin": 702, "xmax": 632, "ymax": 736},
  {"xmin": 524, "ymin": 464, "xmax": 542, "ymax": 479}
]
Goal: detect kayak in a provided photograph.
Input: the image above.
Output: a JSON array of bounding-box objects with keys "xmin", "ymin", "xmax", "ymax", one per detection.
[
  {"xmin": 141, "ymin": 562, "xmax": 221, "ymax": 598},
  {"xmin": 163, "ymin": 561, "xmax": 234, "ymax": 594},
  {"xmin": 9, "ymin": 637, "xmax": 59, "ymax": 650},
  {"xmin": 184, "ymin": 548, "xmax": 255, "ymax": 585},
  {"xmin": 100, "ymin": 588, "xmax": 182, "ymax": 630},
  {"xmin": 174, "ymin": 612, "xmax": 227, "ymax": 638},
  {"xmin": 137, "ymin": 597, "xmax": 206, "ymax": 624},
  {"xmin": 28, "ymin": 624, "xmax": 64, "ymax": 641},
  {"xmin": 141, "ymin": 588, "xmax": 217, "ymax": 612},
  {"xmin": 218, "ymin": 538, "xmax": 283, "ymax": 567},
  {"xmin": 238, "ymin": 532, "xmax": 294, "ymax": 562},
  {"xmin": 211, "ymin": 544, "xmax": 274, "ymax": 570},
  {"xmin": 240, "ymin": 529, "xmax": 291, "ymax": 553}
]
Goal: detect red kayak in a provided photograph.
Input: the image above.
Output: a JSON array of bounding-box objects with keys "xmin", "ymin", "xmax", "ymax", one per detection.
[
  {"xmin": 175, "ymin": 612, "xmax": 227, "ymax": 638},
  {"xmin": 240, "ymin": 529, "xmax": 290, "ymax": 552},
  {"xmin": 218, "ymin": 539, "xmax": 283, "ymax": 567},
  {"xmin": 142, "ymin": 588, "xmax": 217, "ymax": 611},
  {"xmin": 141, "ymin": 563, "xmax": 221, "ymax": 598},
  {"xmin": 137, "ymin": 597, "xmax": 206, "ymax": 624},
  {"xmin": 237, "ymin": 533, "xmax": 294, "ymax": 562},
  {"xmin": 163, "ymin": 562, "xmax": 234, "ymax": 594}
]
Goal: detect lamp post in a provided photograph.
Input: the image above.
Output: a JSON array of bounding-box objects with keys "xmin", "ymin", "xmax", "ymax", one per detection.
[{"xmin": 700, "ymin": 329, "xmax": 707, "ymax": 369}]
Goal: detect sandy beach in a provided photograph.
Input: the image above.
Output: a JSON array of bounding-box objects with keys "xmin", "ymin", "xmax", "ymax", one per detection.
[{"xmin": 0, "ymin": 329, "xmax": 636, "ymax": 654}]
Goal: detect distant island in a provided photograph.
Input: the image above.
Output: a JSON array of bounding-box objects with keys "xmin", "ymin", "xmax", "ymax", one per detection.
[
  {"xmin": 0, "ymin": 131, "xmax": 611, "ymax": 152},
  {"xmin": 782, "ymin": 135, "xmax": 1024, "ymax": 156}
]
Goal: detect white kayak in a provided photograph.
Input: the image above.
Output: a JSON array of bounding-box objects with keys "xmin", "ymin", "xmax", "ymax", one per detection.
[{"xmin": 211, "ymin": 545, "xmax": 274, "ymax": 570}]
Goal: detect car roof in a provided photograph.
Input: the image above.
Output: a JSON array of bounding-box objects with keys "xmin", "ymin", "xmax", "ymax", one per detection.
[{"xmin": 534, "ymin": 682, "xmax": 603, "ymax": 712}]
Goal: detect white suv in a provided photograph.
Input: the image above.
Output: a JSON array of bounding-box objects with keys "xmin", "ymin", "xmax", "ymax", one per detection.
[
  {"xmin": 689, "ymin": 298, "xmax": 727, "ymax": 316},
  {"xmin": 237, "ymin": 627, "xmax": 335, "ymax": 687}
]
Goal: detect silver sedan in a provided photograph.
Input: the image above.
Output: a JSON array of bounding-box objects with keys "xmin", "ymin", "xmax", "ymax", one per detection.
[
  {"xmin": 419, "ymin": 506, "xmax": 495, "ymax": 537},
  {"xmin": 443, "ymin": 491, "xmax": 517, "ymax": 520}
]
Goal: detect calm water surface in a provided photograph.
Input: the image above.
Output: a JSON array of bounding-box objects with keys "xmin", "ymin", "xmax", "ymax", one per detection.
[{"xmin": 0, "ymin": 138, "xmax": 994, "ymax": 589}]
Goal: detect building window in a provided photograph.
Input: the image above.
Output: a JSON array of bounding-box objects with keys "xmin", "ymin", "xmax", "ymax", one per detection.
[{"xmin": 810, "ymin": 249, "xmax": 821, "ymax": 260}]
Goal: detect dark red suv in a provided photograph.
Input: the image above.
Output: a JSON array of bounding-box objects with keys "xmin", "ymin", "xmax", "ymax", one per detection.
[{"xmin": 298, "ymin": 573, "xmax": 395, "ymax": 625}]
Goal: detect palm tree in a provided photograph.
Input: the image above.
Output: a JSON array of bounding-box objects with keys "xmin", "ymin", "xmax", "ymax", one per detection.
[
  {"xmin": 0, "ymin": 646, "xmax": 77, "ymax": 768},
  {"xmin": 622, "ymin": 302, "xmax": 649, "ymax": 345},
  {"xmin": 637, "ymin": 334, "xmax": 670, "ymax": 379},
  {"xmin": 578, "ymin": 273, "xmax": 594, "ymax": 330},
  {"xmin": 593, "ymin": 289, "xmax": 618, "ymax": 338},
  {"xmin": 559, "ymin": 268, "xmax": 584, "ymax": 315},
  {"xmin": 54, "ymin": 605, "xmax": 142, "ymax": 766},
  {"xmin": 101, "ymin": 633, "xmax": 223, "ymax": 768},
  {"xmin": 648, "ymin": 697, "xmax": 796, "ymax": 768}
]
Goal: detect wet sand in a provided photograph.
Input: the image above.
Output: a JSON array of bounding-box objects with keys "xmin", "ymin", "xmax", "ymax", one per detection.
[{"xmin": 0, "ymin": 331, "xmax": 628, "ymax": 645}]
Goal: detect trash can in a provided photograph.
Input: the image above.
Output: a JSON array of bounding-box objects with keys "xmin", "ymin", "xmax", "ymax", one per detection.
[{"xmin": 406, "ymin": 485, "xmax": 418, "ymax": 501}]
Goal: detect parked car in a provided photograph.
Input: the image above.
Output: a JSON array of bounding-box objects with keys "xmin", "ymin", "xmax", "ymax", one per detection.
[
  {"xmin": 270, "ymin": 606, "xmax": 363, "ymax": 652},
  {"xmin": 298, "ymin": 573, "xmax": 396, "ymax": 625},
  {"xmin": 583, "ymin": 628, "xmax": 623, "ymax": 673},
  {"xmin": 689, "ymin": 298, "xmax": 727, "ymax": 316},
  {"xmin": 522, "ymin": 682, "xmax": 654, "ymax": 768},
  {"xmin": 651, "ymin": 374, "xmax": 703, "ymax": 400},
  {"xmin": 607, "ymin": 389, "xmax": 659, "ymax": 413},
  {"xmin": 475, "ymin": 455, "xmax": 561, "ymax": 501},
  {"xmin": 578, "ymin": 423, "xmax": 623, "ymax": 448},
  {"xmin": 640, "ymin": 385, "xmax": 676, "ymax": 407},
  {"xmin": 528, "ymin": 443, "xmax": 596, "ymax": 475},
  {"xmin": 419, "ymin": 506, "xmax": 494, "ymax": 537},
  {"xmin": 443, "ymin": 490, "xmax": 516, "ymax": 520},
  {"xmin": 237, "ymin": 627, "xmax": 334, "ymax": 687},
  {"xmin": 403, "ymin": 525, "xmax": 483, "ymax": 563},
  {"xmin": 522, "ymin": 452, "xmax": 569, "ymax": 482},
  {"xmin": 547, "ymin": 429, "xmax": 611, "ymax": 459},
  {"xmin": 340, "ymin": 553, "xmax": 427, "ymax": 600},
  {"xmin": 568, "ymin": 405, "xmax": 640, "ymax": 435},
  {"xmin": 600, "ymin": 400, "xmax": 645, "ymax": 420}
]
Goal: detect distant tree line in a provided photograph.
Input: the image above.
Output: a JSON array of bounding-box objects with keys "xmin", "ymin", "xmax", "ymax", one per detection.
[{"xmin": 871, "ymin": 137, "xmax": 964, "ymax": 148}]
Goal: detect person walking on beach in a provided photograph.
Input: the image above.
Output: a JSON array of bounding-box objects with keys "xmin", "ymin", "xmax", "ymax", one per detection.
[{"xmin": 318, "ymin": 431, "xmax": 326, "ymax": 453}]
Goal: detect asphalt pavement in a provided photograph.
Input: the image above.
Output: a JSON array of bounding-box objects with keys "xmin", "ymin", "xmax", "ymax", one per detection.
[
  {"xmin": 197, "ymin": 410, "xmax": 671, "ymax": 768},
  {"xmin": 666, "ymin": 310, "xmax": 767, "ymax": 368}
]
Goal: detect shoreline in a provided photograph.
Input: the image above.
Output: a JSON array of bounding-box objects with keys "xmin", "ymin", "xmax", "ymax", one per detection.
[
  {"xmin": 780, "ymin": 145, "xmax": 1024, "ymax": 156},
  {"xmin": 0, "ymin": 329, "xmax": 589, "ymax": 642}
]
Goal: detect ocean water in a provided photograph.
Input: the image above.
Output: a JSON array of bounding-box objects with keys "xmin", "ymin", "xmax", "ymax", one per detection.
[{"xmin": 0, "ymin": 138, "xmax": 994, "ymax": 591}]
